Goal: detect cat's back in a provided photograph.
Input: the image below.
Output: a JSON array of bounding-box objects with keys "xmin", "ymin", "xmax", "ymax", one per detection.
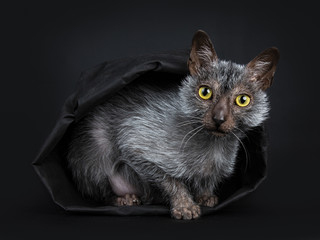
[
  {"xmin": 68, "ymin": 82, "xmax": 181, "ymax": 169},
  {"xmin": 96, "ymin": 81, "xmax": 179, "ymax": 119},
  {"xmin": 77, "ymin": 82, "xmax": 181, "ymax": 143}
]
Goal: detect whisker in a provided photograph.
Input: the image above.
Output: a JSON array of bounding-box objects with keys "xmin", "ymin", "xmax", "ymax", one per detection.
[
  {"xmin": 177, "ymin": 115, "xmax": 203, "ymax": 121},
  {"xmin": 233, "ymin": 126, "xmax": 248, "ymax": 139},
  {"xmin": 182, "ymin": 126, "xmax": 204, "ymax": 151},
  {"xmin": 180, "ymin": 125, "xmax": 203, "ymax": 151},
  {"xmin": 179, "ymin": 125, "xmax": 204, "ymax": 152},
  {"xmin": 231, "ymin": 131, "xmax": 249, "ymax": 174},
  {"xmin": 177, "ymin": 120, "xmax": 202, "ymax": 127}
]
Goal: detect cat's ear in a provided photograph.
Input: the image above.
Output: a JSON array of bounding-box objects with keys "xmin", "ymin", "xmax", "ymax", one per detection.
[
  {"xmin": 245, "ymin": 47, "xmax": 280, "ymax": 90},
  {"xmin": 188, "ymin": 30, "xmax": 218, "ymax": 76}
]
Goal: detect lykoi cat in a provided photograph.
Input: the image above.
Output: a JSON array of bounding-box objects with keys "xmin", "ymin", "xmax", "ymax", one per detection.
[{"xmin": 67, "ymin": 30, "xmax": 279, "ymax": 220}]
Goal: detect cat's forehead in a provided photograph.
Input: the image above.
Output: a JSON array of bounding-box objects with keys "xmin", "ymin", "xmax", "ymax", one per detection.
[
  {"xmin": 196, "ymin": 60, "xmax": 246, "ymax": 89},
  {"xmin": 213, "ymin": 60, "xmax": 245, "ymax": 88},
  {"xmin": 192, "ymin": 60, "xmax": 248, "ymax": 93}
]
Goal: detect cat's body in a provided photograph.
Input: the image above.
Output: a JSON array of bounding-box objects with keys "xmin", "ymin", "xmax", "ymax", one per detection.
[{"xmin": 67, "ymin": 30, "xmax": 279, "ymax": 219}]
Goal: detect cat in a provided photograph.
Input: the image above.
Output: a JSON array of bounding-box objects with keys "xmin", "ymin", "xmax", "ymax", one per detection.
[{"xmin": 67, "ymin": 30, "xmax": 279, "ymax": 220}]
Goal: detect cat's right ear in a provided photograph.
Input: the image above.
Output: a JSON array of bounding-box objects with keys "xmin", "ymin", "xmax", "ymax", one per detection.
[
  {"xmin": 188, "ymin": 30, "xmax": 218, "ymax": 76},
  {"xmin": 245, "ymin": 47, "xmax": 280, "ymax": 91}
]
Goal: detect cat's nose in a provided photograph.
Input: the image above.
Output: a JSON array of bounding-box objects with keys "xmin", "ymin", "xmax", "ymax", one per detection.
[
  {"xmin": 212, "ymin": 97, "xmax": 228, "ymax": 127},
  {"xmin": 213, "ymin": 116, "xmax": 226, "ymax": 127}
]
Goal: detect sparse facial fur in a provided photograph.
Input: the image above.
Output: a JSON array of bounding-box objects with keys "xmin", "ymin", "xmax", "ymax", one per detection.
[{"xmin": 67, "ymin": 30, "xmax": 279, "ymax": 219}]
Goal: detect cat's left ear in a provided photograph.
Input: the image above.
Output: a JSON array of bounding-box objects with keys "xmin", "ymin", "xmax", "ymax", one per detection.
[{"xmin": 245, "ymin": 47, "xmax": 280, "ymax": 90}]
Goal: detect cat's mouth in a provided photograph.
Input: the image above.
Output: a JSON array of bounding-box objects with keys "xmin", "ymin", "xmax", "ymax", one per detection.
[
  {"xmin": 205, "ymin": 127, "xmax": 228, "ymax": 137},
  {"xmin": 211, "ymin": 130, "xmax": 228, "ymax": 137}
]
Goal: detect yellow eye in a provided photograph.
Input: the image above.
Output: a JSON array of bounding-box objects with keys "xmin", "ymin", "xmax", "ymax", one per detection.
[
  {"xmin": 198, "ymin": 86, "xmax": 213, "ymax": 100},
  {"xmin": 235, "ymin": 94, "xmax": 251, "ymax": 107}
]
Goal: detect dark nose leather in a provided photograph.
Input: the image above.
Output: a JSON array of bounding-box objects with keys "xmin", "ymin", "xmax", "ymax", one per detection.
[
  {"xmin": 213, "ymin": 117, "xmax": 225, "ymax": 127},
  {"xmin": 212, "ymin": 97, "xmax": 228, "ymax": 127}
]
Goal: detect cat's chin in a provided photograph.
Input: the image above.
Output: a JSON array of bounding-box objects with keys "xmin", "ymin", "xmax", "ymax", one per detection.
[
  {"xmin": 209, "ymin": 130, "xmax": 228, "ymax": 137},
  {"xmin": 212, "ymin": 132, "xmax": 227, "ymax": 137}
]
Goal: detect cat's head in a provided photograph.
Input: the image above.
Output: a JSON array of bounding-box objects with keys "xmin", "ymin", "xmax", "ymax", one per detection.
[{"xmin": 179, "ymin": 30, "xmax": 279, "ymax": 137}]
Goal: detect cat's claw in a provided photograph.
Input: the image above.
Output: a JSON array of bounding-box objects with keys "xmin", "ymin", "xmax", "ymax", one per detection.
[
  {"xmin": 114, "ymin": 194, "xmax": 141, "ymax": 206},
  {"xmin": 171, "ymin": 204, "xmax": 201, "ymax": 220},
  {"xmin": 196, "ymin": 195, "xmax": 218, "ymax": 207}
]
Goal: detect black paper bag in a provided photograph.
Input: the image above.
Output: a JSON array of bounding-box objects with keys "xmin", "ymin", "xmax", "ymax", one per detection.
[{"xmin": 33, "ymin": 50, "xmax": 267, "ymax": 216}]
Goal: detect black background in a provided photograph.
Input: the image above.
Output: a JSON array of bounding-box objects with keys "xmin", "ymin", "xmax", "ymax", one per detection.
[{"xmin": 2, "ymin": 1, "xmax": 320, "ymax": 239}]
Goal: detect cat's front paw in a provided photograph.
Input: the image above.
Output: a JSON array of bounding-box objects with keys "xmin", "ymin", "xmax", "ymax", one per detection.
[
  {"xmin": 196, "ymin": 195, "xmax": 218, "ymax": 207},
  {"xmin": 171, "ymin": 204, "xmax": 201, "ymax": 220}
]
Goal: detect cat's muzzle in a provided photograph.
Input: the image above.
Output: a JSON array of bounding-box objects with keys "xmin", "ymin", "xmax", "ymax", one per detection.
[{"xmin": 205, "ymin": 125, "xmax": 229, "ymax": 137}]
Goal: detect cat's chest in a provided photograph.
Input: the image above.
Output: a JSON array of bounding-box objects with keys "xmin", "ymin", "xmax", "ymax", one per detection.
[{"xmin": 181, "ymin": 137, "xmax": 237, "ymax": 178}]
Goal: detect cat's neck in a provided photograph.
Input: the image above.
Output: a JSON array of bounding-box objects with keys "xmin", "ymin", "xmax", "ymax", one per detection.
[
  {"xmin": 173, "ymin": 113, "xmax": 242, "ymax": 156},
  {"xmin": 178, "ymin": 128, "xmax": 240, "ymax": 179}
]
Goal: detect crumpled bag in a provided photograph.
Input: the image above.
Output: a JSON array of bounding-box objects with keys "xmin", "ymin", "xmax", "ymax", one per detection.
[{"xmin": 33, "ymin": 50, "xmax": 267, "ymax": 216}]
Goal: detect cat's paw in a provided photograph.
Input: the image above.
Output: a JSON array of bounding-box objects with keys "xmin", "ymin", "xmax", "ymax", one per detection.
[
  {"xmin": 196, "ymin": 195, "xmax": 218, "ymax": 207},
  {"xmin": 114, "ymin": 194, "xmax": 141, "ymax": 206},
  {"xmin": 171, "ymin": 204, "xmax": 201, "ymax": 220}
]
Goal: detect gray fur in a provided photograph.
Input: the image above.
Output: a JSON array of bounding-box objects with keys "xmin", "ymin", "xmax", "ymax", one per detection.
[{"xmin": 67, "ymin": 31, "xmax": 278, "ymax": 219}]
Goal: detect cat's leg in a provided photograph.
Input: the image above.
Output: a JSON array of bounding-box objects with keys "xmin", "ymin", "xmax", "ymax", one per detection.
[
  {"xmin": 67, "ymin": 134, "xmax": 116, "ymax": 203},
  {"xmin": 194, "ymin": 179, "xmax": 219, "ymax": 207},
  {"xmin": 109, "ymin": 163, "xmax": 151, "ymax": 206},
  {"xmin": 161, "ymin": 177, "xmax": 201, "ymax": 220},
  {"xmin": 114, "ymin": 193, "xmax": 141, "ymax": 206},
  {"xmin": 109, "ymin": 174, "xmax": 142, "ymax": 206},
  {"xmin": 195, "ymin": 193, "xmax": 218, "ymax": 207}
]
